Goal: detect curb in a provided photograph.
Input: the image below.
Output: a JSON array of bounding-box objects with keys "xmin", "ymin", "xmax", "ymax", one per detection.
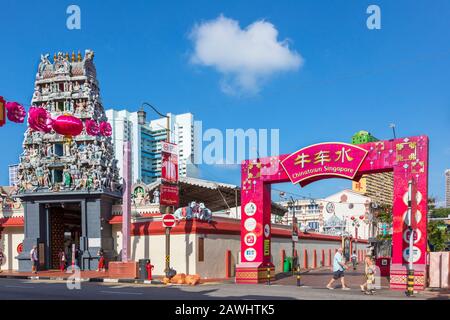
[{"xmin": 0, "ymin": 274, "xmax": 163, "ymax": 284}]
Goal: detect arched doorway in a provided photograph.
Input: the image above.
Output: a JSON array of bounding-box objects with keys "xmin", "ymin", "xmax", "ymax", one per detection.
[{"xmin": 236, "ymin": 136, "xmax": 428, "ymax": 291}]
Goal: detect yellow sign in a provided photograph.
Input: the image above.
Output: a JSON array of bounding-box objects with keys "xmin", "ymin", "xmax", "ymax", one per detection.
[
  {"xmin": 0, "ymin": 97, "xmax": 5, "ymax": 127},
  {"xmin": 264, "ymin": 240, "xmax": 270, "ymax": 256},
  {"xmin": 352, "ymin": 176, "xmax": 367, "ymax": 193}
]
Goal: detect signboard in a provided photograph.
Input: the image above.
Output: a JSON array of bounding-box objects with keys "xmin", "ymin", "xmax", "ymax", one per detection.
[
  {"xmin": 88, "ymin": 238, "xmax": 101, "ymax": 247},
  {"xmin": 244, "ymin": 202, "xmax": 257, "ymax": 216},
  {"xmin": 281, "ymin": 142, "xmax": 368, "ymax": 186},
  {"xmin": 161, "ymin": 141, "xmax": 179, "ymax": 183},
  {"xmin": 244, "ymin": 232, "xmax": 257, "ymax": 247},
  {"xmin": 292, "ymin": 235, "xmax": 298, "ymax": 242},
  {"xmin": 264, "ymin": 240, "xmax": 270, "ymax": 256},
  {"xmin": 0, "ymin": 96, "xmax": 5, "ymax": 127},
  {"xmin": 244, "ymin": 218, "xmax": 257, "ymax": 232},
  {"xmin": 244, "ymin": 248, "xmax": 257, "ymax": 261},
  {"xmin": 160, "ymin": 184, "xmax": 179, "ymax": 206},
  {"xmin": 162, "ymin": 214, "xmax": 176, "ymax": 228},
  {"xmin": 352, "ymin": 177, "xmax": 367, "ymax": 193}
]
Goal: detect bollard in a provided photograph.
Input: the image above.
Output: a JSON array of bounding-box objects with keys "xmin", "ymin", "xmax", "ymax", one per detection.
[
  {"xmin": 267, "ymin": 267, "xmax": 271, "ymax": 285},
  {"xmin": 406, "ymin": 269, "xmax": 415, "ymax": 296},
  {"xmin": 296, "ymin": 266, "xmax": 301, "ymax": 287}
]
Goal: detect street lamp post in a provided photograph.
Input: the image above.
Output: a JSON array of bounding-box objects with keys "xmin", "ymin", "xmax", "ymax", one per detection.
[
  {"xmin": 288, "ymin": 197, "xmax": 299, "ymax": 275},
  {"xmin": 389, "ymin": 123, "xmax": 396, "ymax": 139},
  {"xmin": 139, "ymin": 102, "xmax": 170, "ymax": 143},
  {"xmin": 139, "ymin": 102, "xmax": 174, "ymax": 277}
]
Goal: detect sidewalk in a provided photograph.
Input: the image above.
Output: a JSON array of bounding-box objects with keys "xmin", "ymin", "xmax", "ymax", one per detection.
[{"xmin": 274, "ymin": 264, "xmax": 388, "ymax": 289}]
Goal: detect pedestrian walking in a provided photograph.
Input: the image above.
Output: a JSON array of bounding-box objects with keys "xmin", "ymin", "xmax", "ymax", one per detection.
[
  {"xmin": 351, "ymin": 250, "xmax": 357, "ymax": 271},
  {"xmin": 74, "ymin": 245, "xmax": 82, "ymax": 268},
  {"xmin": 326, "ymin": 247, "xmax": 350, "ymax": 290},
  {"xmin": 30, "ymin": 245, "xmax": 39, "ymax": 274},
  {"xmin": 58, "ymin": 248, "xmax": 66, "ymax": 272},
  {"xmin": 97, "ymin": 249, "xmax": 106, "ymax": 272},
  {"xmin": 360, "ymin": 255, "xmax": 376, "ymax": 295},
  {"xmin": 0, "ymin": 248, "xmax": 5, "ymax": 273}
]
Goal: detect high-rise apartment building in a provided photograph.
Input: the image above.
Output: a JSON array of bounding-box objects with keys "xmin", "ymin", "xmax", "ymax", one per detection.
[
  {"xmin": 8, "ymin": 164, "xmax": 19, "ymax": 186},
  {"xmin": 446, "ymin": 169, "xmax": 450, "ymax": 208},
  {"xmin": 105, "ymin": 109, "xmax": 199, "ymax": 184}
]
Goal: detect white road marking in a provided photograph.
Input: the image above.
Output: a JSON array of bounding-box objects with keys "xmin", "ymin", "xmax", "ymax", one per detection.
[
  {"xmin": 5, "ymin": 285, "xmax": 35, "ymax": 289},
  {"xmin": 100, "ymin": 290, "xmax": 143, "ymax": 295}
]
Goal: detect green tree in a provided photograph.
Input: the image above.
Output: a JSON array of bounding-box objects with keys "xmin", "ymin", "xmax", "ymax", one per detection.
[
  {"xmin": 427, "ymin": 221, "xmax": 449, "ymax": 252},
  {"xmin": 430, "ymin": 207, "xmax": 450, "ymax": 218},
  {"xmin": 375, "ymin": 204, "xmax": 393, "ymax": 240}
]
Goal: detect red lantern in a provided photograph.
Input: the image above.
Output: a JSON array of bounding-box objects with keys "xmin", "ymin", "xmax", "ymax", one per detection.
[
  {"xmin": 28, "ymin": 107, "xmax": 53, "ymax": 133},
  {"xmin": 52, "ymin": 114, "xmax": 83, "ymax": 137},
  {"xmin": 359, "ymin": 215, "xmax": 365, "ymax": 220},
  {"xmin": 6, "ymin": 101, "xmax": 26, "ymax": 123},
  {"xmin": 0, "ymin": 96, "xmax": 5, "ymax": 127},
  {"xmin": 85, "ymin": 119, "xmax": 100, "ymax": 136}
]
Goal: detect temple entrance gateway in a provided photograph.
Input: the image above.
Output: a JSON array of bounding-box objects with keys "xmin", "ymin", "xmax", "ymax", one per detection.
[
  {"xmin": 48, "ymin": 203, "xmax": 81, "ymax": 269},
  {"xmin": 16, "ymin": 192, "xmax": 120, "ymax": 272},
  {"xmin": 236, "ymin": 137, "xmax": 429, "ymax": 291}
]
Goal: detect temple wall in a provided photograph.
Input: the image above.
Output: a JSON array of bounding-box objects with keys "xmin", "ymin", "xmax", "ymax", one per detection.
[
  {"xmin": 112, "ymin": 225, "xmax": 345, "ymax": 279},
  {"xmin": 112, "ymin": 224, "xmax": 197, "ymax": 276}
]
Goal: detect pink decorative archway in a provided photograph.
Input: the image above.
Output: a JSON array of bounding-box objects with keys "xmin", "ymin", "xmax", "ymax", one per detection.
[{"xmin": 237, "ymin": 136, "xmax": 428, "ymax": 290}]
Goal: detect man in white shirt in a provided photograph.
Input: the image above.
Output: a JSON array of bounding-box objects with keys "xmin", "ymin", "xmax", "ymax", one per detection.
[
  {"xmin": 326, "ymin": 247, "xmax": 350, "ymax": 290},
  {"xmin": 30, "ymin": 245, "xmax": 39, "ymax": 274}
]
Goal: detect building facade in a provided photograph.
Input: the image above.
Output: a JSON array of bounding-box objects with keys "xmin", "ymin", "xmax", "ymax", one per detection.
[
  {"xmin": 0, "ymin": 180, "xmax": 363, "ymax": 277},
  {"xmin": 446, "ymin": 169, "xmax": 450, "ymax": 208},
  {"xmin": 274, "ymin": 199, "xmax": 324, "ymax": 232},
  {"xmin": 351, "ymin": 130, "xmax": 394, "ymax": 206},
  {"xmin": 8, "ymin": 164, "xmax": 19, "ymax": 186},
  {"xmin": 105, "ymin": 109, "xmax": 199, "ymax": 184},
  {"xmin": 276, "ymin": 190, "xmax": 376, "ymax": 240}
]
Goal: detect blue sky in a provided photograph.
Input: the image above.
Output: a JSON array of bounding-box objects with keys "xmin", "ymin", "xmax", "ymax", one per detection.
[{"xmin": 0, "ymin": 0, "xmax": 449, "ymax": 204}]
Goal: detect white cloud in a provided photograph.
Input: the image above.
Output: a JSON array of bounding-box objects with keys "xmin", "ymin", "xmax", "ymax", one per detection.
[{"xmin": 189, "ymin": 15, "xmax": 303, "ymax": 95}]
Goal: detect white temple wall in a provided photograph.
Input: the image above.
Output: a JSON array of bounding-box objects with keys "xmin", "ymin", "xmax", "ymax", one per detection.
[{"xmin": 1, "ymin": 227, "xmax": 24, "ymax": 271}]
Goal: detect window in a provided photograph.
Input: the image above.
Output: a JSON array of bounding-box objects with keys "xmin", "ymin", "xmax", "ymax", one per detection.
[
  {"xmin": 308, "ymin": 222, "xmax": 319, "ymax": 231},
  {"xmin": 54, "ymin": 143, "xmax": 64, "ymax": 156},
  {"xmin": 52, "ymin": 169, "xmax": 63, "ymax": 184},
  {"xmin": 198, "ymin": 237, "xmax": 204, "ymax": 262}
]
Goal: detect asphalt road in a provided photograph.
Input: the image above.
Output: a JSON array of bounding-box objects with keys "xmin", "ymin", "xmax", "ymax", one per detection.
[{"xmin": 0, "ymin": 278, "xmax": 444, "ymax": 300}]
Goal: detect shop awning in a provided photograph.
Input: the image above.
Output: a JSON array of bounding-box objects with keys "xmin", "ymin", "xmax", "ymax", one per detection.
[{"xmin": 0, "ymin": 217, "xmax": 24, "ymax": 227}]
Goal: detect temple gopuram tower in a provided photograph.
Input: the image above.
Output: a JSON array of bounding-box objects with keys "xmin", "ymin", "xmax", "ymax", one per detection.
[{"xmin": 16, "ymin": 50, "xmax": 121, "ymax": 272}]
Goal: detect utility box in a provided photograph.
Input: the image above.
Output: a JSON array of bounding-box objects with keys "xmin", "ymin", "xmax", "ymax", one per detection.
[{"xmin": 375, "ymin": 257, "xmax": 391, "ymax": 277}]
